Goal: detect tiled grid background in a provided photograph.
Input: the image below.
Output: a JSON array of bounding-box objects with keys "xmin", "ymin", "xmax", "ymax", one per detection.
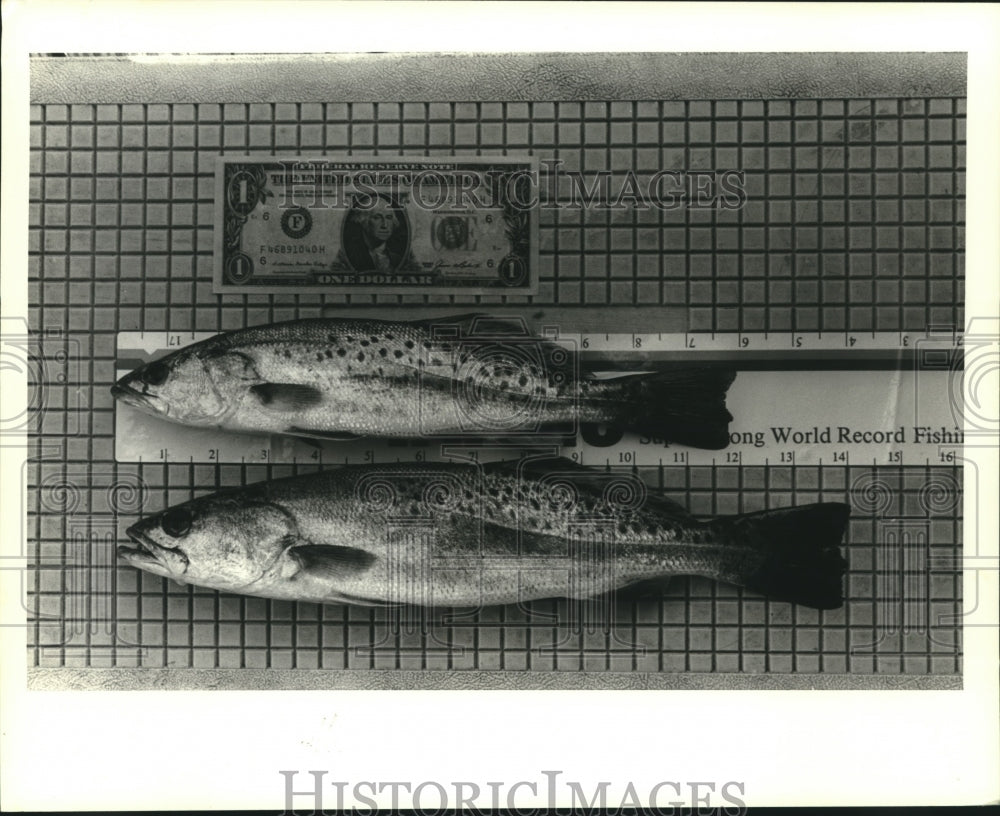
[
  {"xmin": 27, "ymin": 97, "xmax": 965, "ymax": 673},
  {"xmin": 27, "ymin": 464, "xmax": 961, "ymax": 673},
  {"xmin": 28, "ymin": 98, "xmax": 964, "ymax": 332}
]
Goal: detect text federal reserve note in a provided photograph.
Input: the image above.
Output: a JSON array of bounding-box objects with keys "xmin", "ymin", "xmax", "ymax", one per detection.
[{"xmin": 214, "ymin": 156, "xmax": 538, "ymax": 294}]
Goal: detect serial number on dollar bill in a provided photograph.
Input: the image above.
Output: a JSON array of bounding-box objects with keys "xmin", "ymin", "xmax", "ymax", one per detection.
[{"xmin": 214, "ymin": 156, "xmax": 538, "ymax": 294}]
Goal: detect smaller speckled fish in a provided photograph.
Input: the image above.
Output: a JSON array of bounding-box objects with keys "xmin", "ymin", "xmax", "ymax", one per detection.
[
  {"xmin": 120, "ymin": 458, "xmax": 849, "ymax": 610},
  {"xmin": 111, "ymin": 314, "xmax": 736, "ymax": 449}
]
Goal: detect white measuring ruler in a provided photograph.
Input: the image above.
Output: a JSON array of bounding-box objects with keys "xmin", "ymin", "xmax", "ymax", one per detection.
[
  {"xmin": 115, "ymin": 327, "xmax": 964, "ymax": 362},
  {"xmin": 114, "ymin": 331, "xmax": 964, "ymax": 467},
  {"xmin": 563, "ymin": 329, "xmax": 962, "ymax": 353}
]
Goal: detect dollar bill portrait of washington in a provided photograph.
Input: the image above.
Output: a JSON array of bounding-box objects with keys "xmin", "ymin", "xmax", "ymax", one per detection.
[{"xmin": 341, "ymin": 194, "xmax": 414, "ymax": 273}]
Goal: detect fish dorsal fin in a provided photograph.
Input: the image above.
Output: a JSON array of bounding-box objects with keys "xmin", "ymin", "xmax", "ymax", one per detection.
[
  {"xmin": 407, "ymin": 313, "xmax": 534, "ymax": 339},
  {"xmin": 289, "ymin": 544, "xmax": 377, "ymax": 577},
  {"xmin": 641, "ymin": 493, "xmax": 694, "ymax": 520},
  {"xmin": 482, "ymin": 456, "xmax": 595, "ymax": 480},
  {"xmin": 407, "ymin": 313, "xmax": 490, "ymax": 334},
  {"xmin": 250, "ymin": 383, "xmax": 325, "ymax": 411}
]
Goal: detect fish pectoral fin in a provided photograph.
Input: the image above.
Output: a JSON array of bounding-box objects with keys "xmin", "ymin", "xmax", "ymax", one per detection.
[
  {"xmin": 289, "ymin": 544, "xmax": 377, "ymax": 577},
  {"xmin": 332, "ymin": 591, "xmax": 402, "ymax": 608},
  {"xmin": 250, "ymin": 383, "xmax": 325, "ymax": 411},
  {"xmin": 287, "ymin": 427, "xmax": 362, "ymax": 442}
]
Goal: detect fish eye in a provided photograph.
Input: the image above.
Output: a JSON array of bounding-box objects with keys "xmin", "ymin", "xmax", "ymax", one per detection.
[
  {"xmin": 142, "ymin": 361, "xmax": 171, "ymax": 386},
  {"xmin": 161, "ymin": 507, "xmax": 193, "ymax": 538}
]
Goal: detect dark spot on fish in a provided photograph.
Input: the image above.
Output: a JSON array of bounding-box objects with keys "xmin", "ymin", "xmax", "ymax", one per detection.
[
  {"xmin": 327, "ymin": 334, "xmax": 338, "ymax": 343},
  {"xmin": 370, "ymin": 335, "xmax": 379, "ymax": 343},
  {"xmin": 385, "ymin": 333, "xmax": 394, "ymax": 340},
  {"xmin": 283, "ymin": 349, "xmax": 292, "ymax": 359},
  {"xmin": 337, "ymin": 348, "xmax": 346, "ymax": 357},
  {"xmin": 379, "ymin": 348, "xmax": 388, "ymax": 358},
  {"xmin": 488, "ymin": 487, "xmax": 499, "ymax": 498},
  {"xmin": 376, "ymin": 367, "xmax": 383, "ymax": 376},
  {"xmin": 316, "ymin": 353, "xmax": 324, "ymax": 362},
  {"xmin": 394, "ymin": 350, "xmax": 403, "ymax": 359},
  {"xmin": 405, "ymin": 340, "xmax": 415, "ymax": 349},
  {"xmin": 325, "ymin": 349, "xmax": 333, "ymax": 358},
  {"xmin": 360, "ymin": 340, "xmax": 370, "ymax": 347},
  {"xmin": 463, "ymin": 491, "xmax": 474, "ymax": 500},
  {"xmin": 346, "ymin": 336, "xmax": 354, "ymax": 343},
  {"xmin": 422, "ymin": 341, "xmax": 432, "ymax": 350},
  {"xmin": 617, "ymin": 522, "xmax": 629, "ymax": 535},
  {"xmin": 357, "ymin": 352, "xmax": 365, "ymax": 362},
  {"xmin": 518, "ymin": 375, "xmax": 528, "ymax": 387}
]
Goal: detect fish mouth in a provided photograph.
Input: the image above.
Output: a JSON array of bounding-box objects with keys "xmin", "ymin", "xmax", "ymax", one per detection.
[
  {"xmin": 111, "ymin": 381, "xmax": 160, "ymax": 412},
  {"xmin": 119, "ymin": 526, "xmax": 189, "ymax": 576}
]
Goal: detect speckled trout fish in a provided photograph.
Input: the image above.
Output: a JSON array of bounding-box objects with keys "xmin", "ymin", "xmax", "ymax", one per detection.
[
  {"xmin": 120, "ymin": 459, "xmax": 849, "ymax": 609},
  {"xmin": 111, "ymin": 315, "xmax": 736, "ymax": 449}
]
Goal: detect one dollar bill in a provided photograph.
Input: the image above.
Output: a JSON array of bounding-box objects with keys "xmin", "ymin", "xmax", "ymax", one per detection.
[{"xmin": 214, "ymin": 156, "xmax": 538, "ymax": 294}]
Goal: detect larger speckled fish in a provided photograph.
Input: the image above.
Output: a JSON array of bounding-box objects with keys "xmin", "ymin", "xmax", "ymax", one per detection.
[
  {"xmin": 111, "ymin": 314, "xmax": 736, "ymax": 448},
  {"xmin": 120, "ymin": 458, "xmax": 849, "ymax": 609}
]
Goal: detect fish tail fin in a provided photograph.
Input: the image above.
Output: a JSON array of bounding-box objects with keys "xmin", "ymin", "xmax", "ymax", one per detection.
[
  {"xmin": 709, "ymin": 503, "xmax": 850, "ymax": 609},
  {"xmin": 625, "ymin": 368, "xmax": 736, "ymax": 450}
]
